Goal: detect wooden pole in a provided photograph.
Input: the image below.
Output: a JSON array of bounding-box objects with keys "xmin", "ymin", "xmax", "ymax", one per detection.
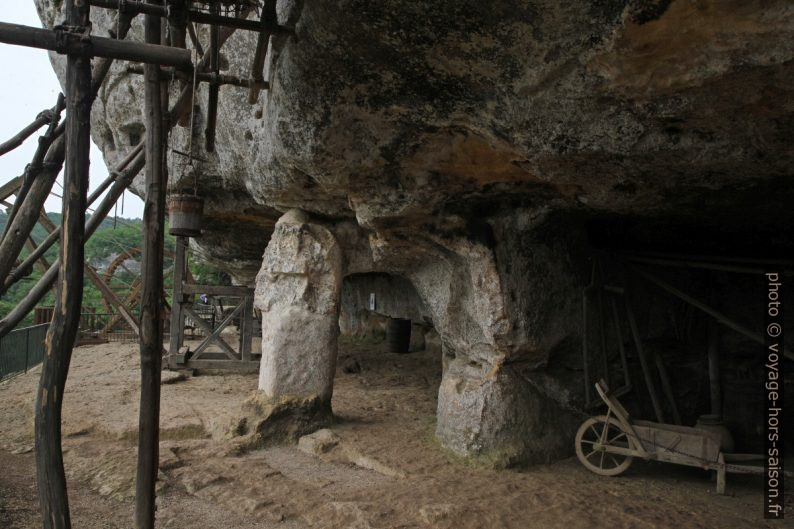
[
  {"xmin": 247, "ymin": 0, "xmax": 277, "ymax": 104},
  {"xmin": 135, "ymin": 2, "xmax": 166, "ymax": 526},
  {"xmin": 1, "ymin": 143, "xmax": 141, "ymax": 295},
  {"xmin": 34, "ymin": 0, "xmax": 91, "ymax": 526},
  {"xmin": 0, "ymin": 14, "xmax": 133, "ymax": 293},
  {"xmin": 630, "ymin": 264, "xmax": 793, "ymax": 360},
  {"xmin": 707, "ymin": 318, "xmax": 721, "ymax": 417},
  {"xmin": 88, "ymin": 0, "xmax": 290, "ymax": 34},
  {"xmin": 0, "ymin": 124, "xmax": 64, "ymax": 286},
  {"xmin": 204, "ymin": 1, "xmax": 220, "ymax": 152},
  {"xmin": 0, "ymin": 149, "xmax": 145, "ymax": 338},
  {"xmin": 167, "ymin": 237, "xmax": 187, "ymax": 365},
  {"xmin": 1, "ymin": 95, "xmax": 66, "ymax": 243},
  {"xmin": 0, "ymin": 99, "xmax": 62, "ymax": 157},
  {"xmin": 0, "ymin": 21, "xmax": 193, "ymax": 70},
  {"xmin": 625, "ymin": 296, "xmax": 665, "ymax": 423}
]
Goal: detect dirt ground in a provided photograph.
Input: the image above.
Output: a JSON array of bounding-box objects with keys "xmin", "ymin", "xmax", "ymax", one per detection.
[{"xmin": 0, "ymin": 338, "xmax": 789, "ymax": 528}]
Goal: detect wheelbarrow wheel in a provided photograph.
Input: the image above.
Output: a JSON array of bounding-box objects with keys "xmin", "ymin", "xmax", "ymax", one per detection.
[{"xmin": 575, "ymin": 415, "xmax": 634, "ymax": 476}]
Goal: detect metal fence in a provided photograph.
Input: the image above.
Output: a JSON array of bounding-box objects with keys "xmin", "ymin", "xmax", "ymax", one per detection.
[{"xmin": 0, "ymin": 323, "xmax": 49, "ymax": 381}]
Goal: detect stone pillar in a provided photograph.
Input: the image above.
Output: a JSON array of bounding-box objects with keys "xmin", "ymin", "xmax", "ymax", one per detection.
[{"xmin": 254, "ymin": 209, "xmax": 343, "ymax": 407}]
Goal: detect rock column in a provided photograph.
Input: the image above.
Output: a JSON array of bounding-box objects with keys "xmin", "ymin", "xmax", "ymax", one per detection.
[{"xmin": 254, "ymin": 209, "xmax": 343, "ymax": 410}]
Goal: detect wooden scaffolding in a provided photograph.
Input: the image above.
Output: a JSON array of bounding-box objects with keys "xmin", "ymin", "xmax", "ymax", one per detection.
[{"xmin": 0, "ymin": 2, "xmax": 285, "ymax": 527}]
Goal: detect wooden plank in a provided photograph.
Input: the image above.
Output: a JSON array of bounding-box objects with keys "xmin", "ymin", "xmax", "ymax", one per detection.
[
  {"xmin": 34, "ymin": 2, "xmax": 91, "ymax": 527},
  {"xmin": 135, "ymin": 4, "xmax": 166, "ymax": 527},
  {"xmin": 181, "ymin": 283, "xmax": 250, "ymax": 296}
]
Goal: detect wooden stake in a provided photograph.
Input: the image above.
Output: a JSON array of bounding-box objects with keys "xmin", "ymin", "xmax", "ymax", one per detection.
[
  {"xmin": 204, "ymin": 1, "xmax": 220, "ymax": 152},
  {"xmin": 34, "ymin": 1, "xmax": 91, "ymax": 527},
  {"xmin": 135, "ymin": 2, "xmax": 166, "ymax": 526}
]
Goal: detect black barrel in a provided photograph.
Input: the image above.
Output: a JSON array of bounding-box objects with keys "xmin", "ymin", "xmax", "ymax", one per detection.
[{"xmin": 386, "ymin": 318, "xmax": 412, "ymax": 353}]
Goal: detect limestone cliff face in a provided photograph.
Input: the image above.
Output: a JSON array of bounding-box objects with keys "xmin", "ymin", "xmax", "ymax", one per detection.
[{"xmin": 36, "ymin": 0, "xmax": 794, "ymax": 464}]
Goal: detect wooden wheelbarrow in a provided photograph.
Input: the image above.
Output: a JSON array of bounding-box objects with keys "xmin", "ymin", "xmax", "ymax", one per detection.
[{"xmin": 575, "ymin": 380, "xmax": 777, "ymax": 494}]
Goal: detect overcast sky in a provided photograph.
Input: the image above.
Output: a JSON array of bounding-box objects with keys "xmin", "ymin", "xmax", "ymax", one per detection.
[{"xmin": 0, "ymin": 3, "xmax": 145, "ymax": 218}]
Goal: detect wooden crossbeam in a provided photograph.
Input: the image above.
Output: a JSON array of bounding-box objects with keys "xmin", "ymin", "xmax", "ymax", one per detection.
[
  {"xmin": 182, "ymin": 304, "xmax": 239, "ymax": 359},
  {"xmin": 0, "ymin": 21, "xmax": 193, "ymax": 69},
  {"xmin": 0, "ymin": 100, "xmax": 61, "ymax": 157},
  {"xmin": 126, "ymin": 64, "xmax": 268, "ymax": 89},
  {"xmin": 191, "ymin": 301, "xmax": 243, "ymax": 360},
  {"xmin": 1, "ymin": 143, "xmax": 142, "ymax": 295},
  {"xmin": 88, "ymin": 0, "xmax": 290, "ymax": 34},
  {"xmin": 247, "ymin": 0, "xmax": 277, "ymax": 104}
]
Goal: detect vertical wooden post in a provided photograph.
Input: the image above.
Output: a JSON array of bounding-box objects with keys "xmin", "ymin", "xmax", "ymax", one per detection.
[
  {"xmin": 241, "ymin": 289, "xmax": 254, "ymax": 362},
  {"xmin": 135, "ymin": 2, "xmax": 166, "ymax": 527},
  {"xmin": 204, "ymin": 1, "xmax": 220, "ymax": 152},
  {"xmin": 34, "ymin": 1, "xmax": 91, "ymax": 527},
  {"xmin": 168, "ymin": 236, "xmax": 187, "ymax": 364},
  {"xmin": 707, "ymin": 318, "xmax": 721, "ymax": 417}
]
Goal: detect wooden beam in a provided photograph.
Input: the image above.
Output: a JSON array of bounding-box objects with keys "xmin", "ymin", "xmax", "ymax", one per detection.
[
  {"xmin": 88, "ymin": 0, "xmax": 291, "ymax": 34},
  {"xmin": 1, "ymin": 94, "xmax": 66, "ymax": 243},
  {"xmin": 135, "ymin": 3, "xmax": 166, "ymax": 527},
  {"xmin": 181, "ymin": 283, "xmax": 250, "ymax": 296},
  {"xmin": 182, "ymin": 304, "xmax": 239, "ymax": 359},
  {"xmin": 192, "ymin": 302, "xmax": 243, "ymax": 360},
  {"xmin": 247, "ymin": 0, "xmax": 277, "ymax": 104},
  {"xmin": 0, "ymin": 15, "xmax": 134, "ymax": 293},
  {"xmin": 1, "ymin": 143, "xmax": 142, "ymax": 295},
  {"xmin": 0, "ymin": 123, "xmax": 63, "ymax": 286},
  {"xmin": 0, "ymin": 149, "xmax": 145, "ymax": 338},
  {"xmin": 625, "ymin": 295, "xmax": 665, "ymax": 423},
  {"xmin": 0, "ymin": 100, "xmax": 61, "ymax": 157},
  {"xmin": 166, "ymin": 0, "xmax": 187, "ymax": 48},
  {"xmin": 168, "ymin": 237, "xmax": 187, "ymax": 357},
  {"xmin": 0, "ymin": 176, "xmax": 22, "ymax": 202},
  {"xmin": 204, "ymin": 1, "xmax": 220, "ymax": 152},
  {"xmin": 0, "ymin": 21, "xmax": 193, "ymax": 70},
  {"xmin": 0, "ymin": 6, "xmax": 250, "ymax": 339},
  {"xmin": 186, "ymin": 21, "xmax": 204, "ymax": 57},
  {"xmin": 126, "ymin": 64, "xmax": 268, "ymax": 89},
  {"xmin": 630, "ymin": 264, "xmax": 793, "ymax": 360},
  {"xmin": 34, "ymin": 1, "xmax": 91, "ymax": 527}
]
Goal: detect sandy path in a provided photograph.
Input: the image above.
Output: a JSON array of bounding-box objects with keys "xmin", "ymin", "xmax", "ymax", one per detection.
[{"xmin": 0, "ymin": 339, "xmax": 787, "ymax": 528}]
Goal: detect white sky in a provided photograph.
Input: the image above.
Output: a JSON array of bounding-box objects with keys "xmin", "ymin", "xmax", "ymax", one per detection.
[{"xmin": 0, "ymin": 3, "xmax": 145, "ymax": 218}]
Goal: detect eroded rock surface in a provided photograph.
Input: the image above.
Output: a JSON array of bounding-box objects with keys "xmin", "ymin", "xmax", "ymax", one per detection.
[{"xmin": 35, "ymin": 0, "xmax": 794, "ymax": 464}]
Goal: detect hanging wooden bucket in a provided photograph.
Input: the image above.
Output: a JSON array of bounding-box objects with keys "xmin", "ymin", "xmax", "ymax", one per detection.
[{"xmin": 168, "ymin": 194, "xmax": 204, "ymax": 237}]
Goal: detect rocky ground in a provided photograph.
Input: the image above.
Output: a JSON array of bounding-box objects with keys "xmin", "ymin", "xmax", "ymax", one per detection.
[{"xmin": 0, "ymin": 338, "xmax": 787, "ymax": 528}]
